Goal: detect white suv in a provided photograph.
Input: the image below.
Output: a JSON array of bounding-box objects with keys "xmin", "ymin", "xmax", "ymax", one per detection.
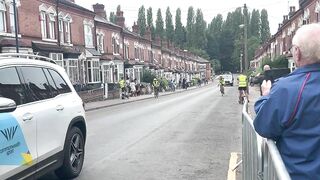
[{"xmin": 0, "ymin": 54, "xmax": 86, "ymax": 179}]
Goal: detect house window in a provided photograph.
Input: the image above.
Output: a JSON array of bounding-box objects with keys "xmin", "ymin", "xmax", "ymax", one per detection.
[
  {"xmin": 0, "ymin": 1, "xmax": 6, "ymax": 32},
  {"xmin": 40, "ymin": 11, "xmax": 47, "ymax": 38},
  {"xmin": 59, "ymin": 19, "xmax": 64, "ymax": 43},
  {"xmin": 9, "ymin": 2, "xmax": 15, "ymax": 33},
  {"xmin": 103, "ymin": 65, "xmax": 112, "ymax": 83},
  {"xmin": 50, "ymin": 53, "xmax": 63, "ymax": 67},
  {"xmin": 65, "ymin": 21, "xmax": 71, "ymax": 44},
  {"xmin": 97, "ymin": 33, "xmax": 104, "ymax": 53},
  {"xmin": 134, "ymin": 47, "xmax": 139, "ymax": 60},
  {"xmin": 112, "ymin": 37, "xmax": 119, "ymax": 54},
  {"xmin": 48, "ymin": 13, "xmax": 56, "ymax": 39},
  {"xmin": 87, "ymin": 59, "xmax": 100, "ymax": 83},
  {"xmin": 124, "ymin": 44, "xmax": 129, "ymax": 60},
  {"xmin": 64, "ymin": 59, "xmax": 79, "ymax": 84},
  {"xmin": 84, "ymin": 24, "xmax": 93, "ymax": 47},
  {"xmin": 140, "ymin": 48, "xmax": 144, "ymax": 62}
]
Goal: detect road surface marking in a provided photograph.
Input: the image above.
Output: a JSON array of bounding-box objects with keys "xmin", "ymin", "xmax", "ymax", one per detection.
[{"xmin": 227, "ymin": 152, "xmax": 238, "ymax": 180}]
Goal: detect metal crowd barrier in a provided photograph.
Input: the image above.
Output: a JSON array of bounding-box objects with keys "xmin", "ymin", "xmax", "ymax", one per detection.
[{"xmin": 242, "ymin": 99, "xmax": 291, "ymax": 180}]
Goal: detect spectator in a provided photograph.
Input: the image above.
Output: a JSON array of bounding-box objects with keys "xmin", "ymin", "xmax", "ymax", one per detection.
[
  {"xmin": 254, "ymin": 24, "xmax": 320, "ymax": 179},
  {"xmin": 259, "ymin": 64, "xmax": 274, "ymax": 95}
]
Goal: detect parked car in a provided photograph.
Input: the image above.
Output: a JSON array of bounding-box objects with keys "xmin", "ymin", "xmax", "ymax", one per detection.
[{"xmin": 0, "ymin": 54, "xmax": 87, "ymax": 179}]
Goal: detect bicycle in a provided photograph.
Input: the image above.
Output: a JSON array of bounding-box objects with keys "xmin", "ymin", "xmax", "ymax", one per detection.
[
  {"xmin": 154, "ymin": 86, "xmax": 159, "ymax": 98},
  {"xmin": 239, "ymin": 89, "xmax": 246, "ymax": 104},
  {"xmin": 219, "ymin": 84, "xmax": 225, "ymax": 96}
]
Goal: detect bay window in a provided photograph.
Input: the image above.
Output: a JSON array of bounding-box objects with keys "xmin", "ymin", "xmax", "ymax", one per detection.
[
  {"xmin": 87, "ymin": 59, "xmax": 100, "ymax": 83},
  {"xmin": 50, "ymin": 53, "xmax": 63, "ymax": 67},
  {"xmin": 64, "ymin": 59, "xmax": 79, "ymax": 84}
]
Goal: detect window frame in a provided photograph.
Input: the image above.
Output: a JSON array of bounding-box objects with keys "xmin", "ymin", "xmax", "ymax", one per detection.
[{"xmin": 0, "ymin": 66, "xmax": 28, "ymax": 106}]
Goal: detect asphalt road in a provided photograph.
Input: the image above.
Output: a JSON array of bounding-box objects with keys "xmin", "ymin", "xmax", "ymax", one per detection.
[{"xmin": 42, "ymin": 84, "xmax": 243, "ymax": 180}]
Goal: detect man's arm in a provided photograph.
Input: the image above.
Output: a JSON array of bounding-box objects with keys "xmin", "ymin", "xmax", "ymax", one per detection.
[{"xmin": 253, "ymin": 81, "xmax": 294, "ymax": 140}]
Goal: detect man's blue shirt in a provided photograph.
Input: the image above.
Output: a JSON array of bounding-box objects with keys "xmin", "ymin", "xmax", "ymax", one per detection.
[{"xmin": 254, "ymin": 63, "xmax": 320, "ymax": 180}]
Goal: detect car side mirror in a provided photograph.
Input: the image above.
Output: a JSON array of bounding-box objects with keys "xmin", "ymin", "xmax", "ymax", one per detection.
[{"xmin": 0, "ymin": 97, "xmax": 17, "ymax": 113}]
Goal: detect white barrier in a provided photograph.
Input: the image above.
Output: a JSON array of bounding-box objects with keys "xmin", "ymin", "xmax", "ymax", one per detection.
[{"xmin": 242, "ymin": 100, "xmax": 291, "ymax": 180}]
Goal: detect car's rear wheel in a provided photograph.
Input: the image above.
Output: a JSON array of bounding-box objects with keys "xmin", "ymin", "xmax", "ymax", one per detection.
[{"xmin": 56, "ymin": 127, "xmax": 85, "ymax": 179}]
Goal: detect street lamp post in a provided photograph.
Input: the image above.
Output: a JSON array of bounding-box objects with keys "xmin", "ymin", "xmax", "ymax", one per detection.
[
  {"xmin": 13, "ymin": 0, "xmax": 19, "ymax": 53},
  {"xmin": 243, "ymin": 4, "xmax": 248, "ymax": 72}
]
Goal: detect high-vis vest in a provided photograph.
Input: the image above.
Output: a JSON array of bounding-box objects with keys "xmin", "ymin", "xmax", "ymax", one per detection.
[
  {"xmin": 153, "ymin": 79, "xmax": 160, "ymax": 87},
  {"xmin": 238, "ymin": 75, "xmax": 247, "ymax": 87},
  {"xmin": 119, "ymin": 80, "xmax": 125, "ymax": 88}
]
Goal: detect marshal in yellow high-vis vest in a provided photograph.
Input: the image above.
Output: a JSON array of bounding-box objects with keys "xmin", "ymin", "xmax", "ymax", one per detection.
[{"xmin": 238, "ymin": 74, "xmax": 248, "ymax": 88}]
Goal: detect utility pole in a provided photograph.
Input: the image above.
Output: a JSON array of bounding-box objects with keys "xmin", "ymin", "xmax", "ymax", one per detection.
[
  {"xmin": 13, "ymin": 0, "xmax": 19, "ymax": 53},
  {"xmin": 243, "ymin": 4, "xmax": 248, "ymax": 72}
]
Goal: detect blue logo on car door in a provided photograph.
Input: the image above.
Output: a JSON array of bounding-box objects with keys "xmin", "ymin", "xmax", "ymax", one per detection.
[{"xmin": 0, "ymin": 113, "xmax": 32, "ymax": 165}]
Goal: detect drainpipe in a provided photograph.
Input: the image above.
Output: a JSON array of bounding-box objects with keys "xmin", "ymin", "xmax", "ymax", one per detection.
[
  {"xmin": 13, "ymin": 0, "xmax": 19, "ymax": 53},
  {"xmin": 56, "ymin": 0, "xmax": 60, "ymax": 46}
]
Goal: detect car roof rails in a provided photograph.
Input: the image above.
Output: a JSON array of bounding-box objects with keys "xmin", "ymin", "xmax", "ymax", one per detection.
[{"xmin": 0, "ymin": 53, "xmax": 56, "ymax": 64}]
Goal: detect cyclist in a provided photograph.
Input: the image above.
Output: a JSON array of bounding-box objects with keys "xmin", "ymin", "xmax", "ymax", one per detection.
[
  {"xmin": 238, "ymin": 73, "xmax": 248, "ymax": 104},
  {"xmin": 152, "ymin": 78, "xmax": 160, "ymax": 98},
  {"xmin": 218, "ymin": 76, "xmax": 225, "ymax": 96}
]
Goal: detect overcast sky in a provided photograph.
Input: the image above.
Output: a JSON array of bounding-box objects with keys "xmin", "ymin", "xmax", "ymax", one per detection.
[{"xmin": 76, "ymin": 0, "xmax": 299, "ymax": 35}]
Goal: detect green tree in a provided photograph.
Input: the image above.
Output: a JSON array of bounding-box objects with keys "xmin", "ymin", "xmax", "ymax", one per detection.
[
  {"xmin": 165, "ymin": 7, "xmax": 174, "ymax": 42},
  {"xmin": 155, "ymin": 8, "xmax": 164, "ymax": 38},
  {"xmin": 260, "ymin": 9, "xmax": 271, "ymax": 43},
  {"xmin": 207, "ymin": 14, "xmax": 223, "ymax": 60},
  {"xmin": 109, "ymin": 12, "xmax": 116, "ymax": 23},
  {"xmin": 250, "ymin": 9, "xmax": 261, "ymax": 39},
  {"xmin": 147, "ymin": 7, "xmax": 156, "ymax": 39},
  {"xmin": 186, "ymin": 6, "xmax": 195, "ymax": 48},
  {"xmin": 174, "ymin": 8, "xmax": 184, "ymax": 47},
  {"xmin": 138, "ymin": 5, "xmax": 147, "ymax": 36},
  {"xmin": 194, "ymin": 9, "xmax": 207, "ymax": 49}
]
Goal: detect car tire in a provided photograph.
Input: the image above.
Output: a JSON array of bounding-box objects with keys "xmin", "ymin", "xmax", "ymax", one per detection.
[
  {"xmin": 231, "ymin": 83, "xmax": 233, "ymax": 86},
  {"xmin": 56, "ymin": 127, "xmax": 85, "ymax": 179}
]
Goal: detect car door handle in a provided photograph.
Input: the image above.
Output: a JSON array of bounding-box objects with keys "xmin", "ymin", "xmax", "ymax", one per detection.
[
  {"xmin": 22, "ymin": 113, "xmax": 33, "ymax": 121},
  {"xmin": 56, "ymin": 105, "xmax": 64, "ymax": 111}
]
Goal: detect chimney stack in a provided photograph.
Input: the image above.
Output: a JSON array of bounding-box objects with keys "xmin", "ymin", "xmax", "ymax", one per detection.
[
  {"xmin": 92, "ymin": 3, "xmax": 106, "ymax": 19},
  {"xmin": 116, "ymin": 7, "xmax": 125, "ymax": 27},
  {"xmin": 132, "ymin": 22, "xmax": 139, "ymax": 34},
  {"xmin": 283, "ymin": 15, "xmax": 289, "ymax": 23},
  {"xmin": 289, "ymin": 6, "xmax": 296, "ymax": 17},
  {"xmin": 278, "ymin": 23, "xmax": 283, "ymax": 29},
  {"xmin": 144, "ymin": 27, "xmax": 152, "ymax": 40}
]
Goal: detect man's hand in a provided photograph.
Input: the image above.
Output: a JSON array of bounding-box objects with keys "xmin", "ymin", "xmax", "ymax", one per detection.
[{"xmin": 261, "ymin": 80, "xmax": 272, "ymax": 96}]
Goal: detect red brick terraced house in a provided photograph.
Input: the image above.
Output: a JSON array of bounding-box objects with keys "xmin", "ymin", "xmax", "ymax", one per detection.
[
  {"xmin": 1, "ymin": 0, "xmax": 212, "ymax": 91},
  {"xmin": 252, "ymin": 0, "xmax": 320, "ymax": 72},
  {"xmin": 93, "ymin": 3, "xmax": 124, "ymax": 84}
]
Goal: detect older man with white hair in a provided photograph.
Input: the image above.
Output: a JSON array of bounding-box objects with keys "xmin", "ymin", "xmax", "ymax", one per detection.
[{"xmin": 254, "ymin": 23, "xmax": 320, "ymax": 179}]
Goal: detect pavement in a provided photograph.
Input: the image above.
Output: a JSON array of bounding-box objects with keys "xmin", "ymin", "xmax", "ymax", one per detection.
[
  {"xmin": 85, "ymin": 84, "xmax": 213, "ymax": 112},
  {"xmin": 247, "ymin": 85, "xmax": 262, "ymax": 118}
]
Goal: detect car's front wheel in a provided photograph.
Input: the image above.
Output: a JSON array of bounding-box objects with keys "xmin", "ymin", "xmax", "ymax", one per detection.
[{"xmin": 56, "ymin": 127, "xmax": 85, "ymax": 179}]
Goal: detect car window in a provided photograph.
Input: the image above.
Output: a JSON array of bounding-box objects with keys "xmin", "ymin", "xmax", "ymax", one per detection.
[
  {"xmin": 20, "ymin": 67, "xmax": 52, "ymax": 102},
  {"xmin": 0, "ymin": 67, "xmax": 27, "ymax": 105},
  {"xmin": 43, "ymin": 69, "xmax": 59, "ymax": 97},
  {"xmin": 48, "ymin": 69, "xmax": 71, "ymax": 94}
]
